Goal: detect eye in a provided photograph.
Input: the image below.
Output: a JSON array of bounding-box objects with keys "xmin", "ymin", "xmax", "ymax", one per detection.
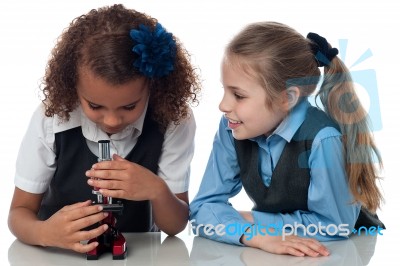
[
  {"xmin": 88, "ymin": 102, "xmax": 102, "ymax": 110},
  {"xmin": 234, "ymin": 93, "xmax": 245, "ymax": 100},
  {"xmin": 123, "ymin": 104, "xmax": 136, "ymax": 111}
]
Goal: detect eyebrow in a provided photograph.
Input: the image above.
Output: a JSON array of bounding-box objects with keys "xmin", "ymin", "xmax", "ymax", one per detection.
[
  {"xmin": 227, "ymin": 86, "xmax": 241, "ymax": 90},
  {"xmin": 226, "ymin": 85, "xmax": 247, "ymax": 93},
  {"xmin": 83, "ymin": 97, "xmax": 142, "ymax": 107}
]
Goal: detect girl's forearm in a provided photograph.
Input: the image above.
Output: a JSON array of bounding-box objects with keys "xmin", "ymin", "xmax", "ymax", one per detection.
[
  {"xmin": 8, "ymin": 207, "xmax": 46, "ymax": 246},
  {"xmin": 150, "ymin": 179, "xmax": 189, "ymax": 235}
]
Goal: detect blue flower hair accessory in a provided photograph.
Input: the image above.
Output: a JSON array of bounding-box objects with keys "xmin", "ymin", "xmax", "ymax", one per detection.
[{"xmin": 130, "ymin": 23, "xmax": 176, "ymax": 78}]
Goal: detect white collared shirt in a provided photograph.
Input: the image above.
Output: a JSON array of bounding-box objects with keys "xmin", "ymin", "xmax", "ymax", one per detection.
[{"xmin": 14, "ymin": 103, "xmax": 195, "ymax": 194}]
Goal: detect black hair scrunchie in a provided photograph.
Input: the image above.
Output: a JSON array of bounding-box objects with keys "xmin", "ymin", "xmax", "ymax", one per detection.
[{"xmin": 307, "ymin": 32, "xmax": 338, "ymax": 67}]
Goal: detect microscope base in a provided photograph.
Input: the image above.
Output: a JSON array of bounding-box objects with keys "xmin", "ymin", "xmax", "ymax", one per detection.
[{"xmin": 86, "ymin": 233, "xmax": 127, "ymax": 260}]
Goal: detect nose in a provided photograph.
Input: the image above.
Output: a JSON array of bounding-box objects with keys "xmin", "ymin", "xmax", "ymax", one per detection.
[
  {"xmin": 218, "ymin": 93, "xmax": 230, "ymax": 113},
  {"xmin": 103, "ymin": 112, "xmax": 122, "ymax": 128}
]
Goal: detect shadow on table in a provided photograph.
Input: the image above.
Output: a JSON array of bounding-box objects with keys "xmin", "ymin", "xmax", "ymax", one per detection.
[
  {"xmin": 190, "ymin": 234, "xmax": 378, "ymax": 266},
  {"xmin": 8, "ymin": 233, "xmax": 189, "ymax": 266}
]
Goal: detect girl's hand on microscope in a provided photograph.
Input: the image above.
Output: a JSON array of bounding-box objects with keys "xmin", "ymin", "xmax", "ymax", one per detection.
[
  {"xmin": 41, "ymin": 200, "xmax": 109, "ymax": 253},
  {"xmin": 86, "ymin": 154, "xmax": 167, "ymax": 201}
]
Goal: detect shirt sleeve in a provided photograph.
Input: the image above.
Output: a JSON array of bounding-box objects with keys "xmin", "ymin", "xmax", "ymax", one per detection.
[
  {"xmin": 251, "ymin": 127, "xmax": 361, "ymax": 241},
  {"xmin": 158, "ymin": 108, "xmax": 196, "ymax": 194},
  {"xmin": 189, "ymin": 116, "xmax": 252, "ymax": 245},
  {"xmin": 14, "ymin": 104, "xmax": 57, "ymax": 194}
]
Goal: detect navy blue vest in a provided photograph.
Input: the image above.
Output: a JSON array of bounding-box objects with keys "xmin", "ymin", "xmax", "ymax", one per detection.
[
  {"xmin": 234, "ymin": 106, "xmax": 384, "ymax": 229},
  {"xmin": 38, "ymin": 113, "xmax": 164, "ymax": 232}
]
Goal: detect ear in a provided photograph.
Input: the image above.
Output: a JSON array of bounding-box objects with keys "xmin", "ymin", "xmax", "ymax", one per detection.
[{"xmin": 282, "ymin": 86, "xmax": 300, "ymax": 111}]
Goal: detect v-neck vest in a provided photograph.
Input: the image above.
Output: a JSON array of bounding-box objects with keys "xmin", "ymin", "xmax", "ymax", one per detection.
[
  {"xmin": 234, "ymin": 106, "xmax": 337, "ymax": 213},
  {"xmin": 234, "ymin": 106, "xmax": 385, "ymax": 229},
  {"xmin": 38, "ymin": 113, "xmax": 164, "ymax": 232}
]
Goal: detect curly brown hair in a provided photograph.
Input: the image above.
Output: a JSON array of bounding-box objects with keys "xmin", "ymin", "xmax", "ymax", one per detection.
[{"xmin": 41, "ymin": 4, "xmax": 200, "ymax": 129}]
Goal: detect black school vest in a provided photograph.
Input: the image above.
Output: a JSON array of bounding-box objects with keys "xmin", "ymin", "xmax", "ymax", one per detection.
[
  {"xmin": 37, "ymin": 113, "xmax": 164, "ymax": 232},
  {"xmin": 234, "ymin": 106, "xmax": 385, "ymax": 229}
]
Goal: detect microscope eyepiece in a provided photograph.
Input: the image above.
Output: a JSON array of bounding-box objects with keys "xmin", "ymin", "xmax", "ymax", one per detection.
[{"xmin": 98, "ymin": 140, "xmax": 111, "ymax": 161}]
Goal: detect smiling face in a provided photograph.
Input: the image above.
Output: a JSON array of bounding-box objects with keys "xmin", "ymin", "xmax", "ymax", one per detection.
[
  {"xmin": 77, "ymin": 67, "xmax": 149, "ymax": 135},
  {"xmin": 219, "ymin": 57, "xmax": 287, "ymax": 140}
]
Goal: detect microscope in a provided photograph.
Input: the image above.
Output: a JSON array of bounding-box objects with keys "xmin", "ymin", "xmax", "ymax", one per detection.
[{"xmin": 86, "ymin": 140, "xmax": 127, "ymax": 260}]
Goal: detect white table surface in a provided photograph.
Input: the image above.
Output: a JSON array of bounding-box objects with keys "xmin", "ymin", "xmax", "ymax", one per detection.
[{"xmin": 2, "ymin": 225, "xmax": 397, "ymax": 266}]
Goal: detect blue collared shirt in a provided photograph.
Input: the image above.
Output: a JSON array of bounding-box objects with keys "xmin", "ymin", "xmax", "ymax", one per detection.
[{"xmin": 189, "ymin": 100, "xmax": 360, "ymax": 245}]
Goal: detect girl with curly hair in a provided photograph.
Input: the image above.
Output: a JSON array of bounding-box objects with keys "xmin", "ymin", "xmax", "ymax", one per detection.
[{"xmin": 8, "ymin": 4, "xmax": 200, "ymax": 254}]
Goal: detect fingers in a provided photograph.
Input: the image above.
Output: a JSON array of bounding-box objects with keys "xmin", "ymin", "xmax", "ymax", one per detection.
[
  {"xmin": 95, "ymin": 188, "xmax": 123, "ymax": 199},
  {"xmin": 87, "ymin": 178, "xmax": 123, "ymax": 190},
  {"xmin": 112, "ymin": 154, "xmax": 125, "ymax": 161},
  {"xmin": 87, "ymin": 179, "xmax": 126, "ymax": 199},
  {"xmin": 91, "ymin": 159, "xmax": 128, "ymax": 170},
  {"xmin": 46, "ymin": 206, "xmax": 110, "ymax": 252},
  {"xmin": 86, "ymin": 168, "xmax": 117, "ymax": 180},
  {"xmin": 302, "ymin": 238, "xmax": 330, "ymax": 256},
  {"xmin": 287, "ymin": 242, "xmax": 318, "ymax": 257},
  {"xmin": 86, "ymin": 165, "xmax": 129, "ymax": 181},
  {"xmin": 85, "ymin": 169, "xmax": 127, "ymax": 198},
  {"xmin": 66, "ymin": 204, "xmax": 104, "ymax": 221},
  {"xmin": 283, "ymin": 237, "xmax": 329, "ymax": 257},
  {"xmin": 70, "ymin": 224, "xmax": 109, "ymax": 253},
  {"xmin": 72, "ymin": 241, "xmax": 99, "ymax": 254},
  {"xmin": 61, "ymin": 200, "xmax": 92, "ymax": 212},
  {"xmin": 56, "ymin": 205, "xmax": 110, "ymax": 235},
  {"xmin": 285, "ymin": 246, "xmax": 306, "ymax": 257},
  {"xmin": 71, "ymin": 211, "xmax": 110, "ymax": 232}
]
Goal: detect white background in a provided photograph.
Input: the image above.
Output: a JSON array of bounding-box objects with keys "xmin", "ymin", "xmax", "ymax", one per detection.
[{"xmin": 0, "ymin": 0, "xmax": 399, "ymax": 264}]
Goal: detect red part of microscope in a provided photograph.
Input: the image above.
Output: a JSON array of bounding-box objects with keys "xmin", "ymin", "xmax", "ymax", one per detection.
[{"xmin": 86, "ymin": 140, "xmax": 127, "ymax": 260}]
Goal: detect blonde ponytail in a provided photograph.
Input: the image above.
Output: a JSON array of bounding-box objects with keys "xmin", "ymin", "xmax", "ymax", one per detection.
[{"xmin": 317, "ymin": 58, "xmax": 383, "ymax": 212}]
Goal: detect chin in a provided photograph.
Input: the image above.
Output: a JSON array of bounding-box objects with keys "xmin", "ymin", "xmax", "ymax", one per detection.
[
  {"xmin": 232, "ymin": 129, "xmax": 261, "ymax": 140},
  {"xmin": 232, "ymin": 132, "xmax": 249, "ymax": 140}
]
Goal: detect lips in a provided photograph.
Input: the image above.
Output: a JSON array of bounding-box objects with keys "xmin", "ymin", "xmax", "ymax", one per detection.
[{"xmin": 227, "ymin": 118, "xmax": 242, "ymax": 129}]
